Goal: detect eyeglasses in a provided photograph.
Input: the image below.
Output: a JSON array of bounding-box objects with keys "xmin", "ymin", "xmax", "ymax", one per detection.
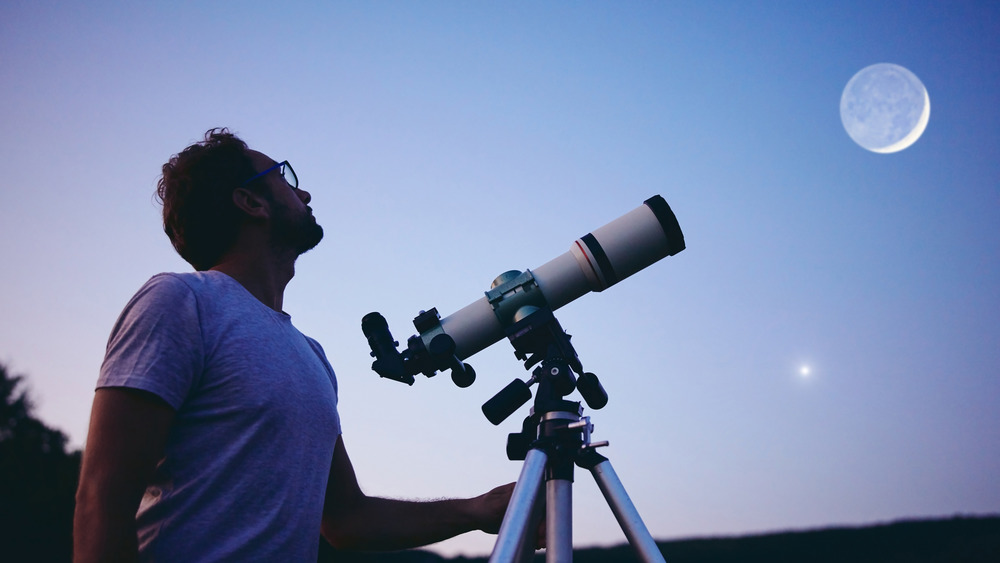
[{"xmin": 241, "ymin": 160, "xmax": 298, "ymax": 190}]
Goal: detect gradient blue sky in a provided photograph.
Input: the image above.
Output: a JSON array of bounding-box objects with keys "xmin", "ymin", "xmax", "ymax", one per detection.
[{"xmin": 2, "ymin": 1, "xmax": 998, "ymax": 557}]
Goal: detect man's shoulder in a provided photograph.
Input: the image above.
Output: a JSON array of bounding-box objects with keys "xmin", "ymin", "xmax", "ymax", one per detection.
[
  {"xmin": 122, "ymin": 271, "xmax": 235, "ymax": 316},
  {"xmin": 137, "ymin": 271, "xmax": 233, "ymax": 296}
]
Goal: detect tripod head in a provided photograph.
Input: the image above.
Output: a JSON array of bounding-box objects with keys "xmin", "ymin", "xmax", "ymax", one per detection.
[{"xmin": 481, "ymin": 305, "xmax": 608, "ymax": 426}]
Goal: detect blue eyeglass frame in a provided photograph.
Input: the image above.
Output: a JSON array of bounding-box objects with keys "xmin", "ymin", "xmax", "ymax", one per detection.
[{"xmin": 241, "ymin": 160, "xmax": 298, "ymax": 190}]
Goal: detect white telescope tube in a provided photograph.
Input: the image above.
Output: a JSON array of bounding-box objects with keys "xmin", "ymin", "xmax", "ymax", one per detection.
[{"xmin": 439, "ymin": 195, "xmax": 684, "ymax": 360}]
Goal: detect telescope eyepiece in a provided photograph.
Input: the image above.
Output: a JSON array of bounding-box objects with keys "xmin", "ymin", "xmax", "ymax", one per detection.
[{"xmin": 362, "ymin": 312, "xmax": 412, "ymax": 384}]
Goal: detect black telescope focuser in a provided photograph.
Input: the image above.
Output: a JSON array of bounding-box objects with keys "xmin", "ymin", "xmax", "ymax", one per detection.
[{"xmin": 362, "ymin": 310, "xmax": 476, "ymax": 388}]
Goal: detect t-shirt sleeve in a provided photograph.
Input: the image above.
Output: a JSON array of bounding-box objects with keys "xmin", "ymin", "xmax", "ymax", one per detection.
[{"xmin": 97, "ymin": 274, "xmax": 204, "ymax": 410}]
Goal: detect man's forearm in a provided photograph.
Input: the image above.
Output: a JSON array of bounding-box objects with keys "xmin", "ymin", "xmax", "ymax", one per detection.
[
  {"xmin": 73, "ymin": 492, "xmax": 140, "ymax": 563},
  {"xmin": 322, "ymin": 484, "xmax": 511, "ymax": 551},
  {"xmin": 323, "ymin": 496, "xmax": 477, "ymax": 551}
]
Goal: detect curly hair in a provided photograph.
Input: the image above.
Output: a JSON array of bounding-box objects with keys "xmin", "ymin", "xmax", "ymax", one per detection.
[{"xmin": 156, "ymin": 128, "xmax": 259, "ymax": 271}]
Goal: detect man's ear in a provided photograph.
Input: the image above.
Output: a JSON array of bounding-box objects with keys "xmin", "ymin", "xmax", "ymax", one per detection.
[{"xmin": 232, "ymin": 187, "xmax": 270, "ymax": 220}]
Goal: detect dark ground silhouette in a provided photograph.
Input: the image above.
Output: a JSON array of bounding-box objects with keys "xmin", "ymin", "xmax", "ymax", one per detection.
[{"xmin": 321, "ymin": 516, "xmax": 1000, "ymax": 562}]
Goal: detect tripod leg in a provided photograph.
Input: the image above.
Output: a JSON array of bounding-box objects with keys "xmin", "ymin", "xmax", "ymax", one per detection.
[
  {"xmin": 517, "ymin": 486, "xmax": 546, "ymax": 563},
  {"xmin": 589, "ymin": 459, "xmax": 665, "ymax": 563},
  {"xmin": 545, "ymin": 478, "xmax": 573, "ymax": 563},
  {"xmin": 490, "ymin": 449, "xmax": 547, "ymax": 563}
]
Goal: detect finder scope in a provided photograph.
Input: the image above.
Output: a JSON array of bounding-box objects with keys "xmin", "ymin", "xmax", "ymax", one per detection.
[{"xmin": 362, "ymin": 195, "xmax": 685, "ymax": 386}]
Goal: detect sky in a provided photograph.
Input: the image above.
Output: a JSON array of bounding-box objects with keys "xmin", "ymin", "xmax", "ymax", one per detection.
[{"xmin": 1, "ymin": 0, "xmax": 998, "ymax": 557}]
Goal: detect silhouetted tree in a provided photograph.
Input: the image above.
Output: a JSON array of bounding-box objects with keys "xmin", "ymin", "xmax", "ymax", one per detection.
[{"xmin": 0, "ymin": 362, "xmax": 81, "ymax": 562}]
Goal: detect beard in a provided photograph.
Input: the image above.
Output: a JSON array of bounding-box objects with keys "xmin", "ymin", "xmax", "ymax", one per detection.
[{"xmin": 270, "ymin": 200, "xmax": 324, "ymax": 256}]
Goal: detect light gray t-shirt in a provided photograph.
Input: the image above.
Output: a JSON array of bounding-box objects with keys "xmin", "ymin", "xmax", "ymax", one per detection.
[{"xmin": 98, "ymin": 271, "xmax": 341, "ymax": 562}]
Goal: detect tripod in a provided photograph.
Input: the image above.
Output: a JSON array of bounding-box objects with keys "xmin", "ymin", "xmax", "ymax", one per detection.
[{"xmin": 481, "ymin": 309, "xmax": 666, "ymax": 563}]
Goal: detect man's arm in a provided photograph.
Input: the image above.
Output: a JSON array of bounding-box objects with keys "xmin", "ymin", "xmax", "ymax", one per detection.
[
  {"xmin": 74, "ymin": 387, "xmax": 175, "ymax": 563},
  {"xmin": 321, "ymin": 435, "xmax": 513, "ymax": 551}
]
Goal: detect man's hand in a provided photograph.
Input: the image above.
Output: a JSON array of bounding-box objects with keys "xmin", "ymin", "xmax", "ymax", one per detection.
[
  {"xmin": 471, "ymin": 482, "xmax": 546, "ymax": 549},
  {"xmin": 471, "ymin": 482, "xmax": 516, "ymax": 534}
]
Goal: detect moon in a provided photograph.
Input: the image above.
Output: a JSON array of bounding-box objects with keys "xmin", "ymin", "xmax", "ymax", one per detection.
[{"xmin": 840, "ymin": 63, "xmax": 930, "ymax": 153}]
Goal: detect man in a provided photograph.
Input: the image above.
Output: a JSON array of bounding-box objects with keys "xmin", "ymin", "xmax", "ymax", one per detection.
[{"xmin": 74, "ymin": 129, "xmax": 513, "ymax": 561}]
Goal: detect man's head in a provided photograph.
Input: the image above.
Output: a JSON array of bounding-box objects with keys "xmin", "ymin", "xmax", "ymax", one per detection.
[
  {"xmin": 156, "ymin": 128, "xmax": 322, "ymax": 270},
  {"xmin": 242, "ymin": 149, "xmax": 324, "ymax": 257}
]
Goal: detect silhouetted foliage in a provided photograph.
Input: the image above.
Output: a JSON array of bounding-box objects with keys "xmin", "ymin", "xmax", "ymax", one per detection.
[{"xmin": 0, "ymin": 362, "xmax": 81, "ymax": 562}]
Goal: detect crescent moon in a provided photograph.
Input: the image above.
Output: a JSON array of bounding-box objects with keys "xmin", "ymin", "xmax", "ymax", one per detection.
[{"xmin": 870, "ymin": 88, "xmax": 931, "ymax": 154}]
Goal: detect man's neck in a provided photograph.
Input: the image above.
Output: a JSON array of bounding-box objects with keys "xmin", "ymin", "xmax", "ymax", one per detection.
[{"xmin": 210, "ymin": 251, "xmax": 296, "ymax": 313}]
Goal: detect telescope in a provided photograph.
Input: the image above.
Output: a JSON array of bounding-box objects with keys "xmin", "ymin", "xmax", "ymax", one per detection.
[
  {"xmin": 362, "ymin": 195, "xmax": 685, "ymax": 388},
  {"xmin": 364, "ymin": 195, "xmax": 684, "ymax": 562}
]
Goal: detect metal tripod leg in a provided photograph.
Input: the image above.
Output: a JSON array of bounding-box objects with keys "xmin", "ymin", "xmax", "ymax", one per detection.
[
  {"xmin": 490, "ymin": 449, "xmax": 547, "ymax": 563},
  {"xmin": 588, "ymin": 457, "xmax": 666, "ymax": 563},
  {"xmin": 545, "ymin": 478, "xmax": 573, "ymax": 563}
]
